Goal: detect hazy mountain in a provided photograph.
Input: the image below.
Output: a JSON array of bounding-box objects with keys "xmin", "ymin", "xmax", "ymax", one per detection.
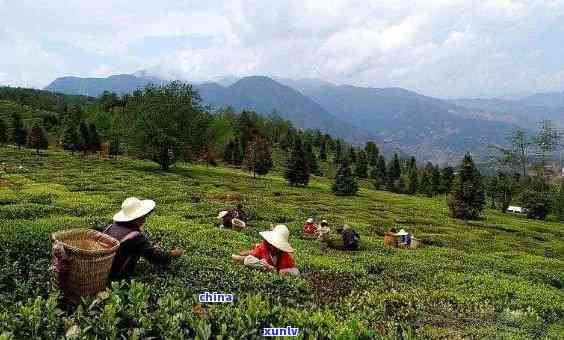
[
  {"xmin": 197, "ymin": 76, "xmax": 376, "ymax": 145},
  {"xmin": 302, "ymin": 84, "xmax": 521, "ymax": 164},
  {"xmin": 519, "ymin": 91, "xmax": 564, "ymax": 108},
  {"xmin": 449, "ymin": 97, "xmax": 564, "ymax": 127},
  {"xmin": 45, "ymin": 74, "xmax": 165, "ymax": 97}
]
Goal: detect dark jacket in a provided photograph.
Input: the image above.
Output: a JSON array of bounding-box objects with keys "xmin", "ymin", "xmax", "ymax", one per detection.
[
  {"xmin": 342, "ymin": 228, "xmax": 360, "ymax": 250},
  {"xmin": 104, "ymin": 223, "xmax": 171, "ymax": 279}
]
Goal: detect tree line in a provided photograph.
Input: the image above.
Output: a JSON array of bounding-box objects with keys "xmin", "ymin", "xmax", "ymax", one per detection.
[{"xmin": 1, "ymin": 83, "xmax": 562, "ymax": 221}]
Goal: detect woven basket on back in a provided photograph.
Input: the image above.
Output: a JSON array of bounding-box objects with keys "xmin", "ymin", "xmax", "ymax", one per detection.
[
  {"xmin": 383, "ymin": 233, "xmax": 398, "ymax": 247},
  {"xmin": 51, "ymin": 228, "xmax": 120, "ymax": 303}
]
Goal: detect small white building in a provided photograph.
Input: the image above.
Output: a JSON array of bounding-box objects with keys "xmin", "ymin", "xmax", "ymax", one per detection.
[{"xmin": 507, "ymin": 206, "xmax": 526, "ymax": 214}]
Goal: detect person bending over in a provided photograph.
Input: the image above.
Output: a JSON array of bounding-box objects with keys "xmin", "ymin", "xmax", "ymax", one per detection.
[
  {"xmin": 104, "ymin": 197, "xmax": 184, "ymax": 280},
  {"xmin": 233, "ymin": 224, "xmax": 299, "ymax": 276}
]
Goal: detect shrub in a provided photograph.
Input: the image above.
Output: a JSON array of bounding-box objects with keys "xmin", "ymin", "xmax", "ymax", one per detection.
[{"xmin": 519, "ymin": 189, "xmax": 551, "ymax": 220}]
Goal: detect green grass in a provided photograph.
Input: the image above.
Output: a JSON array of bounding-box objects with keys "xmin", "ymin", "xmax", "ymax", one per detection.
[{"xmin": 1, "ymin": 146, "xmax": 563, "ymax": 339}]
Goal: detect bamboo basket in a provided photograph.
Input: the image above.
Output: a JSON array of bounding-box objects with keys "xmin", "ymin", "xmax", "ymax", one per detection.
[
  {"xmin": 383, "ymin": 233, "xmax": 398, "ymax": 247},
  {"xmin": 51, "ymin": 229, "xmax": 120, "ymax": 303}
]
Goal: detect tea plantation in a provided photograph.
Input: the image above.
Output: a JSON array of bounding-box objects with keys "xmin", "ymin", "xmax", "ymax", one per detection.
[{"xmin": 0, "ymin": 146, "xmax": 563, "ymax": 339}]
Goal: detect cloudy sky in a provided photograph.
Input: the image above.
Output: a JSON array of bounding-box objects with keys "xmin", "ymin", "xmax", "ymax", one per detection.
[{"xmin": 1, "ymin": 0, "xmax": 564, "ymax": 98}]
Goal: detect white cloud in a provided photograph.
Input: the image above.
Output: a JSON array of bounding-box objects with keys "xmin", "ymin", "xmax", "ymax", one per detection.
[{"xmin": 1, "ymin": 0, "xmax": 564, "ymax": 97}]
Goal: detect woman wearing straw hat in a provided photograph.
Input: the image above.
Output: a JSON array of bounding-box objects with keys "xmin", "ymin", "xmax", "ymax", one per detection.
[
  {"xmin": 394, "ymin": 229, "xmax": 412, "ymax": 247},
  {"xmin": 232, "ymin": 224, "xmax": 300, "ymax": 276},
  {"xmin": 104, "ymin": 197, "xmax": 184, "ymax": 279}
]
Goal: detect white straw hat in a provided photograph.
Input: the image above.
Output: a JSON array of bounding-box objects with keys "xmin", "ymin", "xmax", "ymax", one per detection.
[
  {"xmin": 321, "ymin": 220, "xmax": 328, "ymax": 225},
  {"xmin": 259, "ymin": 224, "xmax": 294, "ymax": 253},
  {"xmin": 394, "ymin": 229, "xmax": 408, "ymax": 236},
  {"xmin": 113, "ymin": 197, "xmax": 156, "ymax": 222},
  {"xmin": 306, "ymin": 218, "xmax": 314, "ymax": 223},
  {"xmin": 218, "ymin": 210, "xmax": 229, "ymax": 219}
]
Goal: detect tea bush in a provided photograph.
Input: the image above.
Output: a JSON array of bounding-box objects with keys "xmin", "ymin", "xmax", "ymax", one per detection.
[{"xmin": 0, "ymin": 147, "xmax": 562, "ymax": 338}]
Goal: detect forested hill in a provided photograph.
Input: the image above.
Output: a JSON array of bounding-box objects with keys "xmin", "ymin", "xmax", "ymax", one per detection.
[
  {"xmin": 44, "ymin": 75, "xmax": 383, "ymax": 150},
  {"xmin": 197, "ymin": 76, "xmax": 374, "ymax": 145}
]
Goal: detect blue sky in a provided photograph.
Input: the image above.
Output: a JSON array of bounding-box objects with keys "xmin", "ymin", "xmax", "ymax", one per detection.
[{"xmin": 1, "ymin": 0, "xmax": 564, "ymax": 98}]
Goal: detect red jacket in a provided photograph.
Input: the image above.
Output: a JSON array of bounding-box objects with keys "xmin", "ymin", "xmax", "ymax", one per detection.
[
  {"xmin": 303, "ymin": 222, "xmax": 318, "ymax": 235},
  {"xmin": 250, "ymin": 240, "xmax": 296, "ymax": 272}
]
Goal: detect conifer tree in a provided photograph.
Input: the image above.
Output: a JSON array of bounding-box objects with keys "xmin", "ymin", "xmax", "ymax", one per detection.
[
  {"xmin": 486, "ymin": 175, "xmax": 499, "ymax": 208},
  {"xmin": 304, "ymin": 140, "xmax": 321, "ymax": 176},
  {"xmin": 419, "ymin": 167, "xmax": 431, "ymax": 197},
  {"xmin": 372, "ymin": 155, "xmax": 387, "ymax": 190},
  {"xmin": 245, "ymin": 134, "xmax": 273, "ymax": 178},
  {"xmin": 388, "ymin": 153, "xmax": 401, "ymax": 182},
  {"xmin": 223, "ymin": 140, "xmax": 235, "ymax": 163},
  {"xmin": 408, "ymin": 156, "xmax": 417, "ymax": 171},
  {"xmin": 12, "ymin": 113, "xmax": 27, "ymax": 148},
  {"xmin": 0, "ymin": 118, "xmax": 7, "ymax": 144},
  {"xmin": 365, "ymin": 141, "xmax": 379, "ymax": 166},
  {"xmin": 284, "ymin": 137, "xmax": 310, "ymax": 186},
  {"xmin": 88, "ymin": 123, "xmax": 101, "ymax": 153},
  {"xmin": 348, "ymin": 146, "xmax": 357, "ymax": 163},
  {"xmin": 397, "ymin": 176, "xmax": 406, "ymax": 194},
  {"xmin": 319, "ymin": 138, "xmax": 327, "ymax": 161},
  {"xmin": 27, "ymin": 123, "xmax": 48, "ymax": 154},
  {"xmin": 109, "ymin": 134, "xmax": 121, "ymax": 158},
  {"xmin": 79, "ymin": 121, "xmax": 90, "ymax": 155},
  {"xmin": 431, "ymin": 165, "xmax": 441, "ymax": 196},
  {"xmin": 407, "ymin": 169, "xmax": 418, "ymax": 194},
  {"xmin": 440, "ymin": 166, "xmax": 455, "ymax": 194},
  {"xmin": 448, "ymin": 153, "xmax": 485, "ymax": 220},
  {"xmin": 232, "ymin": 138, "xmax": 244, "ymax": 165},
  {"xmin": 332, "ymin": 159, "xmax": 358, "ymax": 196},
  {"xmin": 496, "ymin": 172, "xmax": 513, "ymax": 213},
  {"xmin": 62, "ymin": 124, "xmax": 80, "ymax": 155},
  {"xmin": 355, "ymin": 150, "xmax": 368, "ymax": 178}
]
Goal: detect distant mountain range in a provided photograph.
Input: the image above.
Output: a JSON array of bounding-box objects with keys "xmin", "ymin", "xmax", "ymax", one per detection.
[{"xmin": 44, "ymin": 73, "xmax": 564, "ymax": 164}]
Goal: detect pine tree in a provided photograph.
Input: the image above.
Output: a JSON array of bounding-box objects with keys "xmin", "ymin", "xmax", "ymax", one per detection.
[
  {"xmin": 62, "ymin": 124, "xmax": 80, "ymax": 155},
  {"xmin": 245, "ymin": 134, "xmax": 273, "ymax": 178},
  {"xmin": 448, "ymin": 153, "xmax": 485, "ymax": 220},
  {"xmin": 232, "ymin": 138, "xmax": 244, "ymax": 165},
  {"xmin": 407, "ymin": 169, "xmax": 418, "ymax": 194},
  {"xmin": 79, "ymin": 121, "xmax": 90, "ymax": 155},
  {"xmin": 332, "ymin": 160, "xmax": 358, "ymax": 196},
  {"xmin": 12, "ymin": 113, "xmax": 27, "ymax": 148},
  {"xmin": 388, "ymin": 153, "xmax": 401, "ymax": 181},
  {"xmin": 348, "ymin": 147, "xmax": 357, "ymax": 163},
  {"xmin": 372, "ymin": 155, "xmax": 387, "ymax": 190},
  {"xmin": 486, "ymin": 176, "xmax": 499, "ymax": 209},
  {"xmin": 440, "ymin": 166, "xmax": 455, "ymax": 194},
  {"xmin": 109, "ymin": 134, "xmax": 121, "ymax": 158},
  {"xmin": 431, "ymin": 165, "xmax": 441, "ymax": 196},
  {"xmin": 419, "ymin": 168, "xmax": 431, "ymax": 197},
  {"xmin": 397, "ymin": 177, "xmax": 406, "ymax": 194},
  {"xmin": 365, "ymin": 141, "xmax": 379, "ymax": 166},
  {"xmin": 223, "ymin": 140, "xmax": 235, "ymax": 163},
  {"xmin": 333, "ymin": 140, "xmax": 343, "ymax": 163},
  {"xmin": 0, "ymin": 118, "xmax": 7, "ymax": 144},
  {"xmin": 27, "ymin": 123, "xmax": 48, "ymax": 154},
  {"xmin": 496, "ymin": 173, "xmax": 513, "ymax": 213},
  {"xmin": 304, "ymin": 140, "xmax": 321, "ymax": 176},
  {"xmin": 284, "ymin": 137, "xmax": 310, "ymax": 186},
  {"xmin": 408, "ymin": 156, "xmax": 417, "ymax": 171},
  {"xmin": 319, "ymin": 138, "xmax": 327, "ymax": 161},
  {"xmin": 88, "ymin": 123, "xmax": 101, "ymax": 153},
  {"xmin": 355, "ymin": 150, "xmax": 368, "ymax": 178}
]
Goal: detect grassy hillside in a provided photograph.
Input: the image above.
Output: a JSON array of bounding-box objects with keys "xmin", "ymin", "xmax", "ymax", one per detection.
[{"xmin": 0, "ymin": 147, "xmax": 562, "ymax": 338}]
